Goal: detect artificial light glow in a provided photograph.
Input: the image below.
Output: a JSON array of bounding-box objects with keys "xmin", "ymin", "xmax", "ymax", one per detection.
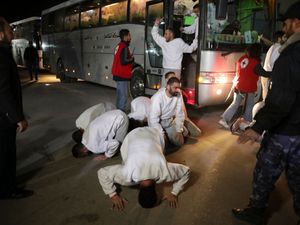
[
  {"xmin": 88, "ymin": 72, "xmax": 91, "ymax": 76},
  {"xmin": 218, "ymin": 76, "xmax": 227, "ymax": 84},
  {"xmin": 73, "ymin": 69, "xmax": 75, "ymax": 73},
  {"xmin": 188, "ymin": 90, "xmax": 193, "ymax": 95},
  {"xmin": 105, "ymin": 76, "xmax": 108, "ymax": 79},
  {"xmin": 45, "ymin": 83, "xmax": 51, "ymax": 86},
  {"xmin": 216, "ymin": 89, "xmax": 222, "ymax": 95},
  {"xmin": 65, "ymin": 68, "xmax": 68, "ymax": 72}
]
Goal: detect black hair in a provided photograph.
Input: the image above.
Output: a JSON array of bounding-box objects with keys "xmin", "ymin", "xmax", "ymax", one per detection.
[
  {"xmin": 246, "ymin": 43, "xmax": 261, "ymax": 61},
  {"xmin": 72, "ymin": 129, "xmax": 83, "ymax": 143},
  {"xmin": 272, "ymin": 31, "xmax": 284, "ymax": 42},
  {"xmin": 193, "ymin": 3, "xmax": 200, "ymax": 9},
  {"xmin": 119, "ymin": 29, "xmax": 130, "ymax": 41},
  {"xmin": 165, "ymin": 27, "xmax": 174, "ymax": 34},
  {"xmin": 0, "ymin": 17, "xmax": 6, "ymax": 32},
  {"xmin": 138, "ymin": 184, "xmax": 157, "ymax": 208},
  {"xmin": 167, "ymin": 76, "xmax": 180, "ymax": 86},
  {"xmin": 72, "ymin": 143, "xmax": 84, "ymax": 158},
  {"xmin": 164, "ymin": 71, "xmax": 176, "ymax": 80},
  {"xmin": 128, "ymin": 118, "xmax": 147, "ymax": 132}
]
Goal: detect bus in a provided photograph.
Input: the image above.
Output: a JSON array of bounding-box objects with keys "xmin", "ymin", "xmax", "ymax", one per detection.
[
  {"xmin": 41, "ymin": 0, "xmax": 277, "ymax": 107},
  {"xmin": 10, "ymin": 17, "xmax": 43, "ymax": 68}
]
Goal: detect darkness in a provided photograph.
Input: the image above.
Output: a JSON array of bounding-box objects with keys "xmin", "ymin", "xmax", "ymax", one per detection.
[{"xmin": 0, "ymin": 0, "xmax": 65, "ymax": 23}]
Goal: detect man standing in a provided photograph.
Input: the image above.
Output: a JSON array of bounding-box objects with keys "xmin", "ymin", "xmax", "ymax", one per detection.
[
  {"xmin": 98, "ymin": 127, "xmax": 190, "ymax": 210},
  {"xmin": 151, "ymin": 18, "xmax": 197, "ymax": 87},
  {"xmin": 0, "ymin": 17, "xmax": 33, "ymax": 199},
  {"xmin": 112, "ymin": 29, "xmax": 134, "ymax": 113},
  {"xmin": 180, "ymin": 3, "xmax": 200, "ymax": 37},
  {"xmin": 148, "ymin": 77, "xmax": 186, "ymax": 147},
  {"xmin": 24, "ymin": 40, "xmax": 39, "ymax": 81},
  {"xmin": 232, "ymin": 2, "xmax": 300, "ymax": 225}
]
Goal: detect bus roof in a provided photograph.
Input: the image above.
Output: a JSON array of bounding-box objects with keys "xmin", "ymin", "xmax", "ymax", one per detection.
[
  {"xmin": 41, "ymin": 0, "xmax": 85, "ymax": 15},
  {"xmin": 10, "ymin": 17, "xmax": 41, "ymax": 26}
]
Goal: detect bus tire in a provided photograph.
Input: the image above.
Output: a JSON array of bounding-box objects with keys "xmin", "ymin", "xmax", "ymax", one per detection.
[
  {"xmin": 130, "ymin": 66, "xmax": 145, "ymax": 99},
  {"xmin": 56, "ymin": 59, "xmax": 71, "ymax": 83}
]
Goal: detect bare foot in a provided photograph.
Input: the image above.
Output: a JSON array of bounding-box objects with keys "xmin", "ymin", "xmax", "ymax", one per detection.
[{"xmin": 93, "ymin": 155, "xmax": 108, "ymax": 161}]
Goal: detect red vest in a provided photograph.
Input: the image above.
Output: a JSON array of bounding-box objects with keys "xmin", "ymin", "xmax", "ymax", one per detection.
[
  {"xmin": 234, "ymin": 55, "xmax": 259, "ymax": 93},
  {"xmin": 112, "ymin": 41, "xmax": 132, "ymax": 79}
]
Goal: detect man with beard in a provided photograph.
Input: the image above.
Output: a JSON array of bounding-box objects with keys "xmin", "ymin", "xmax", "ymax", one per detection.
[
  {"xmin": 112, "ymin": 29, "xmax": 134, "ymax": 113},
  {"xmin": 148, "ymin": 77, "xmax": 186, "ymax": 147},
  {"xmin": 232, "ymin": 1, "xmax": 300, "ymax": 225},
  {"xmin": 0, "ymin": 17, "xmax": 33, "ymax": 199}
]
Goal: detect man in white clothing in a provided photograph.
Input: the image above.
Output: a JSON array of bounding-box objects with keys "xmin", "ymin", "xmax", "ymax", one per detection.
[
  {"xmin": 98, "ymin": 127, "xmax": 190, "ymax": 209},
  {"xmin": 72, "ymin": 110, "xmax": 128, "ymax": 161},
  {"xmin": 261, "ymin": 31, "xmax": 285, "ymax": 100},
  {"xmin": 148, "ymin": 77, "xmax": 186, "ymax": 147},
  {"xmin": 180, "ymin": 3, "xmax": 200, "ymax": 37},
  {"xmin": 152, "ymin": 18, "xmax": 198, "ymax": 87},
  {"xmin": 127, "ymin": 96, "xmax": 151, "ymax": 123}
]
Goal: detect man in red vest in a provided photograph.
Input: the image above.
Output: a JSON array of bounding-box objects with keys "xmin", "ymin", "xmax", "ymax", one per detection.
[{"xmin": 112, "ymin": 29, "xmax": 134, "ymax": 112}]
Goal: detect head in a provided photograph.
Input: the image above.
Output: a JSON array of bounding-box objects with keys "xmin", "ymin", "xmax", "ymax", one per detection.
[
  {"xmin": 28, "ymin": 40, "xmax": 33, "ymax": 46},
  {"xmin": 164, "ymin": 71, "xmax": 176, "ymax": 82},
  {"xmin": 72, "ymin": 143, "xmax": 89, "ymax": 158},
  {"xmin": 72, "ymin": 129, "xmax": 83, "ymax": 143},
  {"xmin": 0, "ymin": 17, "xmax": 14, "ymax": 44},
  {"xmin": 166, "ymin": 77, "xmax": 181, "ymax": 97},
  {"xmin": 246, "ymin": 43, "xmax": 261, "ymax": 61},
  {"xmin": 128, "ymin": 118, "xmax": 147, "ymax": 132},
  {"xmin": 272, "ymin": 30, "xmax": 285, "ymax": 44},
  {"xmin": 119, "ymin": 29, "xmax": 131, "ymax": 43},
  {"xmin": 164, "ymin": 28, "xmax": 174, "ymax": 42},
  {"xmin": 138, "ymin": 180, "xmax": 157, "ymax": 208},
  {"xmin": 280, "ymin": 1, "xmax": 300, "ymax": 38},
  {"xmin": 193, "ymin": 3, "xmax": 201, "ymax": 17}
]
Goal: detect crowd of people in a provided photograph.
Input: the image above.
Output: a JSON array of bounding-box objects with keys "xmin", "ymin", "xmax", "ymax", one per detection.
[{"xmin": 1, "ymin": 1, "xmax": 300, "ymax": 224}]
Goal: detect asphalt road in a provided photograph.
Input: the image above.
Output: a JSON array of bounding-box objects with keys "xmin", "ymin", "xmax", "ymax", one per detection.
[{"xmin": 0, "ymin": 69, "xmax": 297, "ymax": 225}]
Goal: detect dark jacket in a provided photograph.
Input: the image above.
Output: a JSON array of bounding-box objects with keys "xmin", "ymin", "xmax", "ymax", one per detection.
[
  {"xmin": 24, "ymin": 45, "xmax": 38, "ymax": 63},
  {"xmin": 252, "ymin": 34, "xmax": 300, "ymax": 135},
  {"xmin": 0, "ymin": 42, "xmax": 24, "ymax": 130}
]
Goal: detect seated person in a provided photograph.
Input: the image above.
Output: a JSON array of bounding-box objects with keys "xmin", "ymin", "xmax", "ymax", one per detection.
[
  {"xmin": 72, "ymin": 109, "xmax": 128, "ymax": 161},
  {"xmin": 98, "ymin": 127, "xmax": 190, "ymax": 209}
]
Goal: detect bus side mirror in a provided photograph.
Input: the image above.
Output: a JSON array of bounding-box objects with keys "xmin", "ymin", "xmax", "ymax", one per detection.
[{"xmin": 216, "ymin": 0, "xmax": 228, "ymax": 20}]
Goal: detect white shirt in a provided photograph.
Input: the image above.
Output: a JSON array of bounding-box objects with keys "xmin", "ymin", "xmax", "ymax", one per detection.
[
  {"xmin": 183, "ymin": 17, "xmax": 199, "ymax": 37},
  {"xmin": 97, "ymin": 127, "xmax": 190, "ymax": 197},
  {"xmin": 82, "ymin": 109, "xmax": 128, "ymax": 158},
  {"xmin": 128, "ymin": 96, "xmax": 151, "ymax": 121},
  {"xmin": 75, "ymin": 102, "xmax": 116, "ymax": 130},
  {"xmin": 148, "ymin": 88, "xmax": 185, "ymax": 134},
  {"xmin": 151, "ymin": 25, "xmax": 198, "ymax": 70},
  {"xmin": 263, "ymin": 43, "xmax": 281, "ymax": 72}
]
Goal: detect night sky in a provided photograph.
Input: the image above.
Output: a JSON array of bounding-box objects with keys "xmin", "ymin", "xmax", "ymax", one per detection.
[{"xmin": 0, "ymin": 0, "xmax": 65, "ymax": 23}]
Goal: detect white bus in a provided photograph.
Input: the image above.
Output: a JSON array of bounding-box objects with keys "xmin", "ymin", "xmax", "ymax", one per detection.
[
  {"xmin": 10, "ymin": 17, "xmax": 43, "ymax": 68},
  {"xmin": 41, "ymin": 0, "xmax": 276, "ymax": 107}
]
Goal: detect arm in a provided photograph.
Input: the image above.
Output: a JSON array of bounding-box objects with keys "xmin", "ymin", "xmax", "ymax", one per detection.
[
  {"xmin": 120, "ymin": 47, "xmax": 134, "ymax": 65},
  {"xmin": 254, "ymin": 63, "xmax": 271, "ymax": 78},
  {"xmin": 151, "ymin": 22, "xmax": 166, "ymax": 48},
  {"xmin": 175, "ymin": 96, "xmax": 185, "ymax": 133},
  {"xmin": 180, "ymin": 38, "xmax": 198, "ymax": 53},
  {"xmin": 104, "ymin": 139, "xmax": 120, "ymax": 158},
  {"xmin": 167, "ymin": 163, "xmax": 190, "ymax": 196},
  {"xmin": 148, "ymin": 94, "xmax": 164, "ymax": 135}
]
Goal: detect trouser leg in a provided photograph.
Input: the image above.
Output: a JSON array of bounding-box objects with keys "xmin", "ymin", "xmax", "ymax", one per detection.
[
  {"xmin": 285, "ymin": 136, "xmax": 300, "ymax": 217},
  {"xmin": 222, "ymin": 92, "xmax": 243, "ymax": 122},
  {"xmin": 243, "ymin": 92, "xmax": 255, "ymax": 122},
  {"xmin": 0, "ymin": 127, "xmax": 17, "ymax": 196},
  {"xmin": 249, "ymin": 134, "xmax": 287, "ymax": 209},
  {"xmin": 116, "ymin": 81, "xmax": 130, "ymax": 113}
]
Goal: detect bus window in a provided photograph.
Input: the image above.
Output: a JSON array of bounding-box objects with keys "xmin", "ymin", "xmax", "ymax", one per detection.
[
  {"xmin": 130, "ymin": 0, "xmax": 147, "ymax": 23},
  {"xmin": 54, "ymin": 9, "xmax": 65, "ymax": 32},
  {"xmin": 64, "ymin": 4, "xmax": 80, "ymax": 31},
  {"xmin": 101, "ymin": 1, "xmax": 127, "ymax": 25},
  {"xmin": 80, "ymin": 0, "xmax": 100, "ymax": 28}
]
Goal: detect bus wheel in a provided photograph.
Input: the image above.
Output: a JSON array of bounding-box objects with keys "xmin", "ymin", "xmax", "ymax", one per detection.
[
  {"xmin": 130, "ymin": 66, "xmax": 145, "ymax": 99},
  {"xmin": 56, "ymin": 59, "xmax": 71, "ymax": 83}
]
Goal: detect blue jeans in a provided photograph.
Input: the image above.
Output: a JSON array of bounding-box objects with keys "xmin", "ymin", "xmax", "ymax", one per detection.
[
  {"xmin": 116, "ymin": 81, "xmax": 130, "ymax": 113},
  {"xmin": 222, "ymin": 90, "xmax": 255, "ymax": 122}
]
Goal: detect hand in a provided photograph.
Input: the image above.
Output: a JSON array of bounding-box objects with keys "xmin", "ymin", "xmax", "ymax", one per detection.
[
  {"xmin": 176, "ymin": 132, "xmax": 184, "ymax": 146},
  {"xmin": 179, "ymin": 27, "xmax": 184, "ymax": 32},
  {"xmin": 237, "ymin": 128, "xmax": 260, "ymax": 144},
  {"xmin": 17, "ymin": 119, "xmax": 28, "ymax": 133},
  {"xmin": 93, "ymin": 154, "xmax": 108, "ymax": 161},
  {"xmin": 110, "ymin": 194, "xmax": 128, "ymax": 211},
  {"xmin": 231, "ymin": 118, "xmax": 249, "ymax": 133},
  {"xmin": 163, "ymin": 194, "xmax": 178, "ymax": 208},
  {"xmin": 154, "ymin": 18, "xmax": 161, "ymax": 25}
]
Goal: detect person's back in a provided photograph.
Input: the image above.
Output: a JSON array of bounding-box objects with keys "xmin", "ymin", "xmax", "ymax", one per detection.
[{"xmin": 128, "ymin": 96, "xmax": 151, "ymax": 122}]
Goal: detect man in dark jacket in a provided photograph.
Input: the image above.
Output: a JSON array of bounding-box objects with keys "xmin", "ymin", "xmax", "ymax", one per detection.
[
  {"xmin": 232, "ymin": 2, "xmax": 300, "ymax": 225},
  {"xmin": 111, "ymin": 29, "xmax": 134, "ymax": 113},
  {"xmin": 24, "ymin": 40, "xmax": 39, "ymax": 80},
  {"xmin": 0, "ymin": 17, "xmax": 33, "ymax": 199}
]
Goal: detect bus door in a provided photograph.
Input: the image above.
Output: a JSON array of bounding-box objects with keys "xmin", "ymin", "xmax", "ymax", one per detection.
[{"xmin": 144, "ymin": 0, "xmax": 165, "ymax": 95}]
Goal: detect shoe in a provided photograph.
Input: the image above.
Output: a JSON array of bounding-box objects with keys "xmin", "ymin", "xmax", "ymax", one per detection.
[
  {"xmin": 218, "ymin": 119, "xmax": 230, "ymax": 129},
  {"xmin": 0, "ymin": 188, "xmax": 34, "ymax": 200},
  {"xmin": 232, "ymin": 207, "xmax": 265, "ymax": 225},
  {"xmin": 185, "ymin": 119, "xmax": 201, "ymax": 137}
]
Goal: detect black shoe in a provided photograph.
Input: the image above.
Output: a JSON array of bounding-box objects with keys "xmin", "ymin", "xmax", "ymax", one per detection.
[
  {"xmin": 232, "ymin": 207, "xmax": 265, "ymax": 225},
  {"xmin": 0, "ymin": 189, "xmax": 34, "ymax": 200}
]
